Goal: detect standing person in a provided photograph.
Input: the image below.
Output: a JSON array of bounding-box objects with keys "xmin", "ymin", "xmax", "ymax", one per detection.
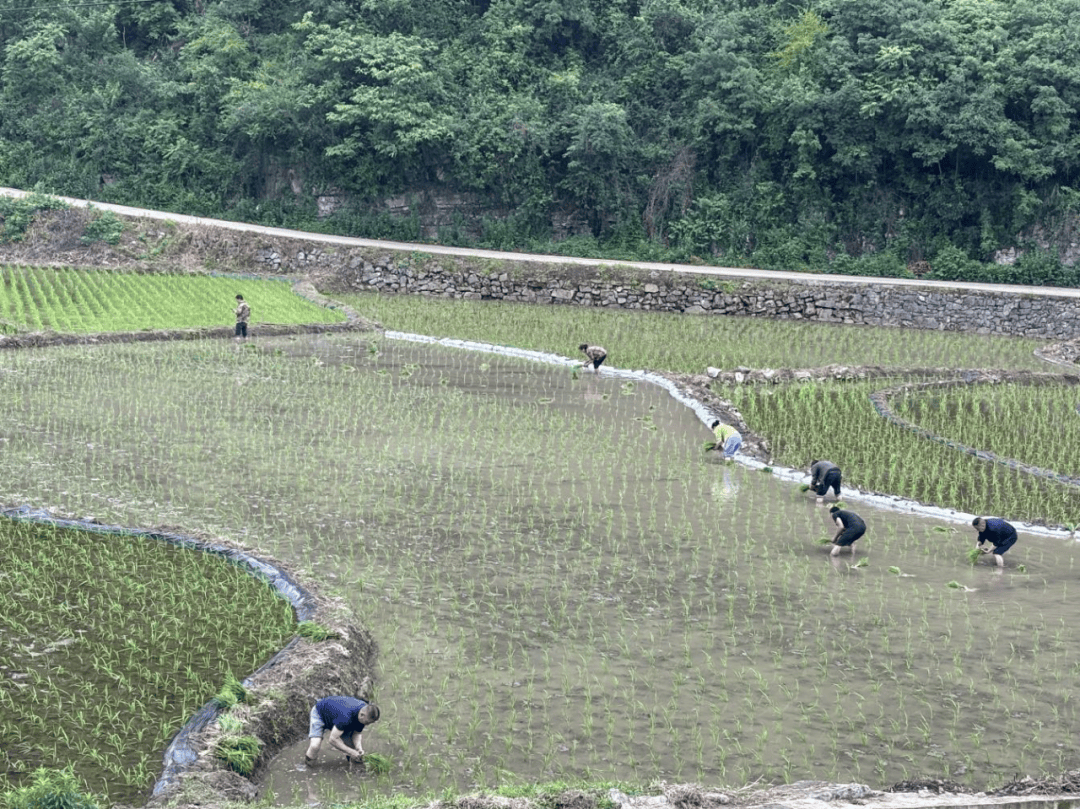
[
  {"xmin": 578, "ymin": 343, "xmax": 607, "ymax": 372},
  {"xmin": 828, "ymin": 505, "xmax": 866, "ymax": 557},
  {"xmin": 809, "ymin": 459, "xmax": 842, "ymax": 501},
  {"xmin": 709, "ymin": 420, "xmax": 742, "ymax": 458},
  {"xmin": 234, "ymin": 294, "xmax": 251, "ymax": 340},
  {"xmin": 972, "ymin": 516, "xmax": 1018, "ymax": 567},
  {"xmin": 304, "ymin": 696, "xmax": 380, "ymax": 767}
]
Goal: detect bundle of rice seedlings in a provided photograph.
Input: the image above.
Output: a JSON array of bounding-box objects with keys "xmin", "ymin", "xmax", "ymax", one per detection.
[
  {"xmin": 362, "ymin": 752, "xmax": 392, "ymax": 774},
  {"xmin": 967, "ymin": 547, "xmax": 983, "ymax": 564},
  {"xmin": 214, "ymin": 735, "xmax": 261, "ymax": 776},
  {"xmin": 817, "ymin": 537, "xmax": 834, "ymax": 545},
  {"xmin": 799, "ymin": 484, "xmax": 811, "ymax": 492},
  {"xmin": 297, "ymin": 620, "xmax": 339, "ymax": 642},
  {"xmin": 887, "ymin": 566, "xmax": 902, "ymax": 575},
  {"xmin": 212, "ymin": 673, "xmax": 249, "ymax": 709}
]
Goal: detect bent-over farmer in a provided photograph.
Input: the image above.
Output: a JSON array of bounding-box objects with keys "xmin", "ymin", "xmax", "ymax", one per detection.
[
  {"xmin": 710, "ymin": 420, "xmax": 742, "ymax": 458},
  {"xmin": 578, "ymin": 343, "xmax": 607, "ymax": 371},
  {"xmin": 828, "ymin": 506, "xmax": 866, "ymax": 556},
  {"xmin": 972, "ymin": 517, "xmax": 1018, "ymax": 568},
  {"xmin": 234, "ymin": 294, "xmax": 251, "ymax": 339},
  {"xmin": 304, "ymin": 696, "xmax": 380, "ymax": 767},
  {"xmin": 809, "ymin": 459, "xmax": 842, "ymax": 501}
]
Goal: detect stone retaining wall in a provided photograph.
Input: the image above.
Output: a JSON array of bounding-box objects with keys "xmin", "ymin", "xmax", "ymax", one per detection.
[{"xmin": 293, "ymin": 251, "xmax": 1080, "ymax": 340}]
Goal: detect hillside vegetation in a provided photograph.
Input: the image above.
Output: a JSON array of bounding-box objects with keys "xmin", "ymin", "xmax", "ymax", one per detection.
[{"xmin": 1, "ymin": 0, "xmax": 1080, "ymax": 280}]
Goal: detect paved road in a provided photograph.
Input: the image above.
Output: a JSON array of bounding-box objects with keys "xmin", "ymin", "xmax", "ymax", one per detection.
[{"xmin": 4, "ymin": 186, "xmax": 1079, "ymax": 299}]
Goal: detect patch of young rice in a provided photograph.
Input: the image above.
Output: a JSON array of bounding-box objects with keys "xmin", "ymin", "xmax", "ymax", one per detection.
[
  {"xmin": 336, "ymin": 291, "xmax": 1049, "ymax": 372},
  {"xmin": 893, "ymin": 380, "xmax": 1080, "ymax": 479},
  {"xmin": 0, "ymin": 266, "xmax": 345, "ymax": 333},
  {"xmin": 725, "ymin": 379, "xmax": 1080, "ymax": 527},
  {"xmin": 0, "ymin": 518, "xmax": 296, "ymax": 804}
]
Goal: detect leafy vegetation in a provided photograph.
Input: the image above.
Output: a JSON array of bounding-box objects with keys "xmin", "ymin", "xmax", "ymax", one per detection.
[{"xmin": 1, "ymin": 0, "xmax": 1080, "ymax": 278}]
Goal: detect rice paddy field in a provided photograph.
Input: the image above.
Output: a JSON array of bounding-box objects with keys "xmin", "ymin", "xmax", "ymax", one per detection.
[
  {"xmin": 0, "ymin": 266, "xmax": 345, "ymax": 333},
  {"xmin": 0, "ymin": 518, "xmax": 296, "ymax": 803},
  {"xmin": 1, "ymin": 272, "xmax": 1079, "ymax": 807}
]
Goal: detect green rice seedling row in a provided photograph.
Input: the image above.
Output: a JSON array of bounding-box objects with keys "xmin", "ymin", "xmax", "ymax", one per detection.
[
  {"xmin": 0, "ymin": 518, "xmax": 296, "ymax": 804},
  {"xmin": 891, "ymin": 380, "xmax": 1080, "ymax": 479},
  {"xmin": 1, "ymin": 334, "xmax": 1078, "ymax": 807},
  {"xmin": 0, "ymin": 266, "xmax": 345, "ymax": 334},
  {"xmin": 724, "ymin": 379, "xmax": 1080, "ymax": 527},
  {"xmin": 338, "ymin": 292, "xmax": 1049, "ymax": 372}
]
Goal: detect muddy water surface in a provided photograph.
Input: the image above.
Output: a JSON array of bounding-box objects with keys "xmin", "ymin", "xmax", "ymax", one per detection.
[
  {"xmin": 251, "ymin": 337, "xmax": 1080, "ymax": 804},
  {"xmin": 0, "ymin": 336, "xmax": 1076, "ymax": 804}
]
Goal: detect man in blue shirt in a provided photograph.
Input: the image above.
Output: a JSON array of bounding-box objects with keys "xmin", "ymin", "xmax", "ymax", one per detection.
[
  {"xmin": 972, "ymin": 516, "xmax": 1018, "ymax": 568},
  {"xmin": 304, "ymin": 695, "xmax": 380, "ymax": 767}
]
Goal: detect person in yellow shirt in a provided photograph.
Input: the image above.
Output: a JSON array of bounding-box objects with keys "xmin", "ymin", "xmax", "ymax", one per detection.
[{"xmin": 709, "ymin": 420, "xmax": 742, "ymax": 458}]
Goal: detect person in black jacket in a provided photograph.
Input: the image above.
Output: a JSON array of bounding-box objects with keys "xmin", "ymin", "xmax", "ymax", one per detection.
[
  {"xmin": 828, "ymin": 506, "xmax": 866, "ymax": 557},
  {"xmin": 972, "ymin": 516, "xmax": 1018, "ymax": 568},
  {"xmin": 809, "ymin": 459, "xmax": 842, "ymax": 502}
]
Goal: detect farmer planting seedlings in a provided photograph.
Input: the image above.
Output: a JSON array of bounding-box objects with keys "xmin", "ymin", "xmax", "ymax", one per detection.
[
  {"xmin": 809, "ymin": 459, "xmax": 842, "ymax": 502},
  {"xmin": 578, "ymin": 343, "xmax": 607, "ymax": 372},
  {"xmin": 972, "ymin": 516, "xmax": 1018, "ymax": 567},
  {"xmin": 827, "ymin": 506, "xmax": 866, "ymax": 556},
  {"xmin": 304, "ymin": 696, "xmax": 381, "ymax": 768},
  {"xmin": 708, "ymin": 419, "xmax": 742, "ymax": 458}
]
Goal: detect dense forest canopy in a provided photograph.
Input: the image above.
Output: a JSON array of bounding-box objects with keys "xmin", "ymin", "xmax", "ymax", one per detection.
[{"xmin": 2, "ymin": 0, "xmax": 1080, "ymax": 281}]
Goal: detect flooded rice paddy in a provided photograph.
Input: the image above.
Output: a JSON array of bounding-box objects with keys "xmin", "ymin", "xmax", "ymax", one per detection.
[{"xmin": 0, "ymin": 334, "xmax": 1077, "ymax": 804}]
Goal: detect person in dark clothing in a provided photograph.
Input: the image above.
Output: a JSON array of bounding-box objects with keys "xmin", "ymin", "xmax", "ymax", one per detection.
[
  {"xmin": 828, "ymin": 506, "xmax": 866, "ymax": 556},
  {"xmin": 304, "ymin": 696, "xmax": 380, "ymax": 766},
  {"xmin": 809, "ymin": 460, "xmax": 842, "ymax": 501},
  {"xmin": 972, "ymin": 516, "xmax": 1018, "ymax": 567},
  {"xmin": 234, "ymin": 294, "xmax": 251, "ymax": 340},
  {"xmin": 578, "ymin": 343, "xmax": 607, "ymax": 371}
]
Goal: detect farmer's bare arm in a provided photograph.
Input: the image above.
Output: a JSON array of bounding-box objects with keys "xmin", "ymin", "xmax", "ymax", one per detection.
[
  {"xmin": 833, "ymin": 516, "xmax": 844, "ymax": 539},
  {"xmin": 328, "ymin": 727, "xmax": 362, "ymax": 757}
]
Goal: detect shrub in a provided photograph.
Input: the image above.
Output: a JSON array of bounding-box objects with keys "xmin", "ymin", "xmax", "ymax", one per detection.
[
  {"xmin": 80, "ymin": 209, "xmax": 124, "ymax": 245},
  {"xmin": 0, "ymin": 193, "xmax": 67, "ymax": 243}
]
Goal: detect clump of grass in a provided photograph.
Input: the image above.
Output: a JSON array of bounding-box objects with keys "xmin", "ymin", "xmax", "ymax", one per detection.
[
  {"xmin": 212, "ymin": 673, "xmax": 250, "ymax": 709},
  {"xmin": 297, "ymin": 620, "xmax": 339, "ymax": 641},
  {"xmin": 214, "ymin": 735, "xmax": 261, "ymax": 776},
  {"xmin": 947, "ymin": 580, "xmax": 963, "ymax": 589},
  {"xmin": 887, "ymin": 566, "xmax": 902, "ymax": 574},
  {"xmin": 362, "ymin": 752, "xmax": 393, "ymax": 774},
  {"xmin": 852, "ymin": 557, "xmax": 868, "ymax": 568},
  {"xmin": 760, "ymin": 466, "xmax": 773, "ymax": 474}
]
